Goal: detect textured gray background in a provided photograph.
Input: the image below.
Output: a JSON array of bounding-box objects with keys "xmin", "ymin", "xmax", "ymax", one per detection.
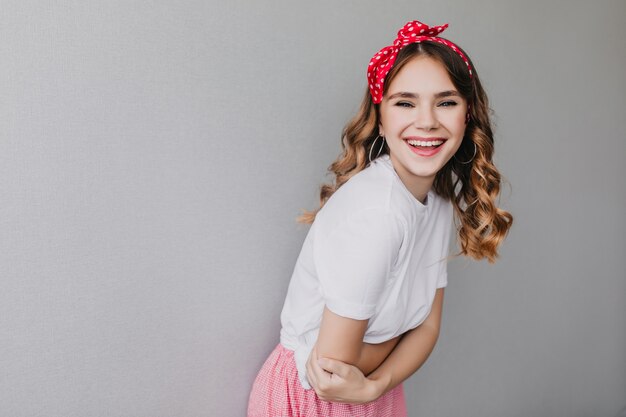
[{"xmin": 1, "ymin": 1, "xmax": 625, "ymax": 416}]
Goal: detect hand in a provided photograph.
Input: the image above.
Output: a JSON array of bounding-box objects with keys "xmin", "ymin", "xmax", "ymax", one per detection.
[{"xmin": 305, "ymin": 346, "xmax": 383, "ymax": 404}]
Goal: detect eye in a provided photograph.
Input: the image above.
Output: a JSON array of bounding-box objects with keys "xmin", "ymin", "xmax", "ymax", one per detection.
[
  {"xmin": 394, "ymin": 101, "xmax": 414, "ymax": 108},
  {"xmin": 438, "ymin": 100, "xmax": 458, "ymax": 107}
]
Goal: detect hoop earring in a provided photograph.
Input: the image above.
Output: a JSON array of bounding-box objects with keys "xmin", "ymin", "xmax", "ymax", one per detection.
[
  {"xmin": 368, "ymin": 135, "xmax": 386, "ymax": 163},
  {"xmin": 454, "ymin": 142, "xmax": 476, "ymax": 164}
]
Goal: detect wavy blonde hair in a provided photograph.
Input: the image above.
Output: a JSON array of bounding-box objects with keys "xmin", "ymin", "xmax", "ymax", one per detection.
[{"xmin": 299, "ymin": 42, "xmax": 512, "ymax": 263}]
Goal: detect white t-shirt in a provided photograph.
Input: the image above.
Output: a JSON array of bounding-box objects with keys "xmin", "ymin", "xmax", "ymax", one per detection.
[{"xmin": 279, "ymin": 154, "xmax": 454, "ymax": 389}]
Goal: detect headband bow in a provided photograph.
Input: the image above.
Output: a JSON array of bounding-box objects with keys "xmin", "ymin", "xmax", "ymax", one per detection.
[{"xmin": 367, "ymin": 20, "xmax": 473, "ymax": 104}]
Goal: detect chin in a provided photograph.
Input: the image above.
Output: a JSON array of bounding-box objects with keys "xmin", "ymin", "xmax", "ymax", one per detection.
[{"xmin": 407, "ymin": 161, "xmax": 447, "ymax": 177}]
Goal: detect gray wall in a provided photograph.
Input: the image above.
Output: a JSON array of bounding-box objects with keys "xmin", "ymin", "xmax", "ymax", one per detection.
[{"xmin": 1, "ymin": 1, "xmax": 624, "ymax": 416}]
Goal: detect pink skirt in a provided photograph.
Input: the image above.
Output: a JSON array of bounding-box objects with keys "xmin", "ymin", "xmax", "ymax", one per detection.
[{"xmin": 247, "ymin": 343, "xmax": 407, "ymax": 417}]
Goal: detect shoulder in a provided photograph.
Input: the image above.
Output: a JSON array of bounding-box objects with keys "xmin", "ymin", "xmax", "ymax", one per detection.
[
  {"xmin": 318, "ymin": 156, "xmax": 404, "ymax": 221},
  {"xmin": 313, "ymin": 158, "xmax": 407, "ymax": 242}
]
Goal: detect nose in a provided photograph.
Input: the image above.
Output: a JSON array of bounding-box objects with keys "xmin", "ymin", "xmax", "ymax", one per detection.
[{"xmin": 413, "ymin": 106, "xmax": 439, "ymax": 131}]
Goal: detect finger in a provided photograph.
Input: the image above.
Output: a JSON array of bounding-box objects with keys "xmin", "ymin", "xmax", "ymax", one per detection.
[
  {"xmin": 306, "ymin": 353, "xmax": 320, "ymax": 388},
  {"xmin": 307, "ymin": 349, "xmax": 333, "ymax": 390},
  {"xmin": 305, "ymin": 363, "xmax": 315, "ymax": 387},
  {"xmin": 317, "ymin": 357, "xmax": 352, "ymax": 379}
]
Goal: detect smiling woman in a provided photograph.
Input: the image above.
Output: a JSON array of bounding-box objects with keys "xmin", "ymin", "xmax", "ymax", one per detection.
[
  {"xmin": 379, "ymin": 56, "xmax": 468, "ymax": 202},
  {"xmin": 312, "ymin": 39, "xmax": 513, "ymax": 262},
  {"xmin": 247, "ymin": 19, "xmax": 512, "ymax": 417}
]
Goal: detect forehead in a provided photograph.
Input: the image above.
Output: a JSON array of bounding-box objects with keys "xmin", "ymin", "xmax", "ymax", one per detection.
[{"xmin": 386, "ymin": 56, "xmax": 456, "ymax": 94}]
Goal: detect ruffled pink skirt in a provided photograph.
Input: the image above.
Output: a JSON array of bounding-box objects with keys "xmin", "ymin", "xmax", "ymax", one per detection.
[{"xmin": 247, "ymin": 343, "xmax": 407, "ymax": 417}]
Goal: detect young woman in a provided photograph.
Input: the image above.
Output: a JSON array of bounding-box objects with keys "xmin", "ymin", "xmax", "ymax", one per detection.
[{"xmin": 248, "ymin": 19, "xmax": 512, "ymax": 417}]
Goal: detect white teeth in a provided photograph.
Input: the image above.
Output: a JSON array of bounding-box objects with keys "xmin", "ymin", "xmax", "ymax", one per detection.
[{"xmin": 407, "ymin": 139, "xmax": 444, "ymax": 147}]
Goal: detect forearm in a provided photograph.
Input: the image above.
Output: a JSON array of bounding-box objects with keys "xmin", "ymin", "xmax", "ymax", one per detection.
[
  {"xmin": 308, "ymin": 289, "xmax": 445, "ymax": 404},
  {"xmin": 315, "ymin": 306, "xmax": 399, "ymax": 376},
  {"xmin": 356, "ymin": 336, "xmax": 401, "ymax": 376},
  {"xmin": 315, "ymin": 336, "xmax": 401, "ymax": 376},
  {"xmin": 367, "ymin": 323, "xmax": 439, "ymax": 395},
  {"xmin": 306, "ymin": 324, "xmax": 438, "ymax": 405}
]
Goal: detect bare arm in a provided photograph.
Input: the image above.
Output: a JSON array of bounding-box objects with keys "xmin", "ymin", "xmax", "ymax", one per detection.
[
  {"xmin": 360, "ymin": 337, "xmax": 402, "ymax": 376},
  {"xmin": 368, "ymin": 287, "xmax": 444, "ymax": 395},
  {"xmin": 307, "ymin": 288, "xmax": 444, "ymax": 403},
  {"xmin": 315, "ymin": 307, "xmax": 401, "ymax": 376}
]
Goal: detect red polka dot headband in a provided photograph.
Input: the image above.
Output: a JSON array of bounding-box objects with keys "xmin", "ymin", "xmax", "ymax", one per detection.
[{"xmin": 367, "ymin": 20, "xmax": 473, "ymax": 104}]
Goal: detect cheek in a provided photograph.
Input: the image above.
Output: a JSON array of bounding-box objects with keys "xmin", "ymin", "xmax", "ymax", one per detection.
[
  {"xmin": 448, "ymin": 113, "xmax": 468, "ymax": 136},
  {"xmin": 456, "ymin": 122, "xmax": 468, "ymax": 137},
  {"xmin": 386, "ymin": 113, "xmax": 413, "ymax": 133},
  {"xmin": 450, "ymin": 137, "xmax": 464, "ymax": 154}
]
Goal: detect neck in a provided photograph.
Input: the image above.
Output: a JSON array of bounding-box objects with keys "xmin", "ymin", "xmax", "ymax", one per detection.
[
  {"xmin": 406, "ymin": 183, "xmax": 431, "ymax": 205},
  {"xmin": 388, "ymin": 155, "xmax": 434, "ymax": 205}
]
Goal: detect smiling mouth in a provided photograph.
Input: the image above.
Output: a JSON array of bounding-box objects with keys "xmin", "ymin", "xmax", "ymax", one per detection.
[{"xmin": 405, "ymin": 139, "xmax": 446, "ymax": 150}]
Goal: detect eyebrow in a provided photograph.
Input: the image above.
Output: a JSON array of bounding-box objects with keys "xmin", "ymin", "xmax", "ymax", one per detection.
[{"xmin": 386, "ymin": 90, "xmax": 461, "ymax": 100}]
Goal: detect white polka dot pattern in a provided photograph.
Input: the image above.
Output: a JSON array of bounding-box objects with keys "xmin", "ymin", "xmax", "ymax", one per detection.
[{"xmin": 367, "ymin": 20, "xmax": 473, "ymax": 104}]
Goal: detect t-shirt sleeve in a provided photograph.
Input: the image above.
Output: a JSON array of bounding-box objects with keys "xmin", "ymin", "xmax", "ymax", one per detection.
[
  {"xmin": 436, "ymin": 270, "xmax": 448, "ymax": 289},
  {"xmin": 313, "ymin": 208, "xmax": 403, "ymax": 320},
  {"xmin": 435, "ymin": 201, "xmax": 454, "ymax": 289}
]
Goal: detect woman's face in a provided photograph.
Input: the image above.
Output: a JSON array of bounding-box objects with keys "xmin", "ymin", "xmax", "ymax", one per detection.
[{"xmin": 379, "ymin": 56, "xmax": 468, "ymax": 201}]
